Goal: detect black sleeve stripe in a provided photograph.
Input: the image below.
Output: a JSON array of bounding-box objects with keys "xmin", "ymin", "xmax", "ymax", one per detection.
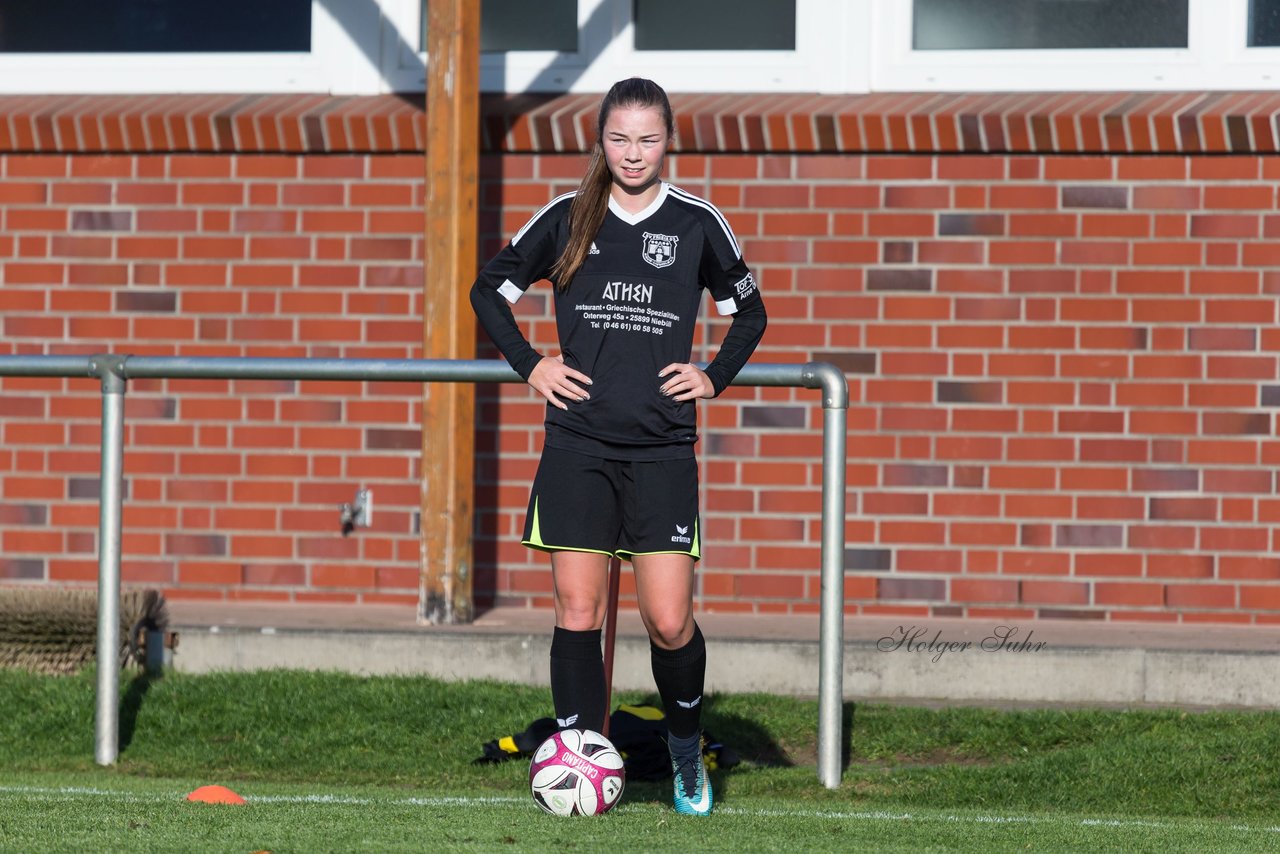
[
  {"xmin": 667, "ymin": 184, "xmax": 742, "ymax": 259},
  {"xmin": 512, "ymin": 191, "xmax": 576, "ymax": 245}
]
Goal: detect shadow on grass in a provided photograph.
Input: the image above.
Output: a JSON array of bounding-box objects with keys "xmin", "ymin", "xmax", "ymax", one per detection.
[
  {"xmin": 844, "ymin": 701, "xmax": 856, "ymax": 768},
  {"xmin": 615, "ymin": 693, "xmax": 795, "ymax": 808},
  {"xmin": 118, "ymin": 672, "xmax": 156, "ymax": 754}
]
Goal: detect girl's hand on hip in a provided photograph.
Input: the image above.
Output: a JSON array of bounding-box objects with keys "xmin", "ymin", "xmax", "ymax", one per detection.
[
  {"xmin": 529, "ymin": 355, "xmax": 592, "ymax": 410},
  {"xmin": 658, "ymin": 363, "xmax": 714, "ymax": 401}
]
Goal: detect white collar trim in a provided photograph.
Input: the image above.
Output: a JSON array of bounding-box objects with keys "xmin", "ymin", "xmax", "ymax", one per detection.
[{"xmin": 608, "ymin": 182, "xmax": 669, "ymax": 225}]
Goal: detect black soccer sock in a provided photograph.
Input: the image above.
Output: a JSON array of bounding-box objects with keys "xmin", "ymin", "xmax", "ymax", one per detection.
[
  {"xmin": 650, "ymin": 622, "xmax": 707, "ymax": 741},
  {"xmin": 549, "ymin": 626, "xmax": 606, "ymax": 733},
  {"xmin": 666, "ymin": 729, "xmax": 701, "ymax": 764}
]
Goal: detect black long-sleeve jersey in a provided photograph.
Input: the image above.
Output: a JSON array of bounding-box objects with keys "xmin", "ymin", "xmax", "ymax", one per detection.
[{"xmin": 470, "ymin": 181, "xmax": 767, "ymax": 461}]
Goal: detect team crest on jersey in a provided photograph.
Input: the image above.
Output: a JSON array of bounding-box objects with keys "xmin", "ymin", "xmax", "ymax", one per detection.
[{"xmin": 642, "ymin": 232, "xmax": 679, "ymax": 269}]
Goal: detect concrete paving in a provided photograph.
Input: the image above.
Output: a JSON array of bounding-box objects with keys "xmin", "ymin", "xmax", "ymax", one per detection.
[{"xmin": 168, "ymin": 601, "xmax": 1280, "ymax": 710}]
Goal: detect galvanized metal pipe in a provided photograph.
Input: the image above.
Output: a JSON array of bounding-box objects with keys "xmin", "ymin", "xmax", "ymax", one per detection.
[
  {"xmin": 0, "ymin": 354, "xmax": 97, "ymax": 378},
  {"xmin": 0, "ymin": 355, "xmax": 850, "ymax": 784},
  {"xmin": 118, "ymin": 355, "xmax": 523, "ymax": 384},
  {"xmin": 90, "ymin": 356, "xmax": 127, "ymax": 766},
  {"xmin": 809, "ymin": 363, "xmax": 850, "ymax": 789}
]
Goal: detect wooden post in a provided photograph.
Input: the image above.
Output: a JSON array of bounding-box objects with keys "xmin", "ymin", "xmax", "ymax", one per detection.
[{"xmin": 420, "ymin": 0, "xmax": 480, "ymax": 624}]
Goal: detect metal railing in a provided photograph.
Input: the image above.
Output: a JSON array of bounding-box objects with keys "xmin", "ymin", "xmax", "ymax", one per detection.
[{"xmin": 0, "ymin": 354, "xmax": 849, "ymax": 787}]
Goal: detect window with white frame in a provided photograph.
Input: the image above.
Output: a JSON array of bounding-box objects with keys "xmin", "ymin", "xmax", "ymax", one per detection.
[
  {"xmin": 382, "ymin": 0, "xmax": 864, "ymax": 93},
  {"xmin": 912, "ymin": 0, "xmax": 1188, "ymax": 50},
  {"xmin": 874, "ymin": 0, "xmax": 1280, "ymax": 91},
  {"xmin": 0, "ymin": 0, "xmax": 386, "ymax": 94},
  {"xmin": 0, "ymin": 0, "xmax": 1278, "ymax": 95},
  {"xmin": 0, "ymin": 0, "xmax": 312, "ymax": 53}
]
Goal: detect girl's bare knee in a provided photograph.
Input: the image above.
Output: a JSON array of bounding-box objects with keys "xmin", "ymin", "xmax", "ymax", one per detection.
[
  {"xmin": 644, "ymin": 612, "xmax": 693, "ymax": 649},
  {"xmin": 556, "ymin": 597, "xmax": 607, "ymax": 631}
]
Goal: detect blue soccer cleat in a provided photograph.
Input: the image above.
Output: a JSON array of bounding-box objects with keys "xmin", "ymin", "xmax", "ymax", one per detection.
[{"xmin": 671, "ymin": 753, "xmax": 713, "ymax": 816}]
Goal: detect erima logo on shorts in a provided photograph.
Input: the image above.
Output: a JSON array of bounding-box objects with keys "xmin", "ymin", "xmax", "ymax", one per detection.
[
  {"xmin": 642, "ymin": 232, "xmax": 678, "ymax": 269},
  {"xmin": 556, "ymin": 714, "xmax": 579, "ymax": 728},
  {"xmin": 671, "ymin": 524, "xmax": 692, "ymax": 545}
]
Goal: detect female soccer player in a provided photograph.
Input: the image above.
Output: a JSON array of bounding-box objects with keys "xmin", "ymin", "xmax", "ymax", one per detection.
[{"xmin": 470, "ymin": 77, "xmax": 766, "ymax": 816}]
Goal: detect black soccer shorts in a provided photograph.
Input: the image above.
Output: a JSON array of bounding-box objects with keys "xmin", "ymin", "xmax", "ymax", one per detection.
[{"xmin": 521, "ymin": 446, "xmax": 701, "ymax": 561}]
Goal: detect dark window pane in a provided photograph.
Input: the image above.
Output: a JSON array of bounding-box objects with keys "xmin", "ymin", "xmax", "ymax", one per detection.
[
  {"xmin": 0, "ymin": 0, "xmax": 311, "ymax": 53},
  {"xmin": 914, "ymin": 0, "xmax": 1188, "ymax": 50},
  {"xmin": 482, "ymin": 0, "xmax": 577, "ymax": 51},
  {"xmin": 422, "ymin": 0, "xmax": 578, "ymax": 52},
  {"xmin": 1250, "ymin": 0, "xmax": 1280, "ymax": 46},
  {"xmin": 634, "ymin": 0, "xmax": 796, "ymax": 51}
]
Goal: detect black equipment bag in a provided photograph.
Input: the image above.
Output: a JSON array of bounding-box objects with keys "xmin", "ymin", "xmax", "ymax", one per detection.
[{"xmin": 474, "ymin": 704, "xmax": 739, "ymax": 781}]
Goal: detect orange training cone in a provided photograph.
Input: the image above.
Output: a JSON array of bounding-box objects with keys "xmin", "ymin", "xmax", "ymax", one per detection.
[{"xmin": 187, "ymin": 785, "xmax": 247, "ymax": 805}]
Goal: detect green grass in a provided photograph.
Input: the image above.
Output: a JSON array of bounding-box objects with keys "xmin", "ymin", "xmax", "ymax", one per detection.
[{"xmin": 2, "ymin": 668, "xmax": 1279, "ymax": 852}]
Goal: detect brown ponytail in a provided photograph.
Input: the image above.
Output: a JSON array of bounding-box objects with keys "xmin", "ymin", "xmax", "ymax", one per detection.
[
  {"xmin": 549, "ymin": 145, "xmax": 612, "ymax": 288},
  {"xmin": 549, "ymin": 77, "xmax": 674, "ymax": 289}
]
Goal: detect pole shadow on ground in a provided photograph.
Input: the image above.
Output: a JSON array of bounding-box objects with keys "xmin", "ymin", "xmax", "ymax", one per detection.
[{"xmin": 117, "ymin": 672, "xmax": 156, "ymax": 755}]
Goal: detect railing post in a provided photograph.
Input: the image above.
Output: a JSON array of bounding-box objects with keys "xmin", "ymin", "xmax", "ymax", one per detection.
[
  {"xmin": 806, "ymin": 362, "xmax": 850, "ymax": 789},
  {"xmin": 89, "ymin": 355, "xmax": 127, "ymax": 766}
]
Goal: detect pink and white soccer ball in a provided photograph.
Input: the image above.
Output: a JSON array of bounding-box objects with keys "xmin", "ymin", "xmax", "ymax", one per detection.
[{"xmin": 528, "ymin": 729, "xmax": 625, "ymax": 816}]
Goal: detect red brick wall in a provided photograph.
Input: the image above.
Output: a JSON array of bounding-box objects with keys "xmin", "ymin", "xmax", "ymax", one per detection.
[
  {"xmin": 2, "ymin": 94, "xmax": 1280, "ymax": 624},
  {"xmin": 1, "ymin": 152, "xmax": 430, "ymax": 606}
]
